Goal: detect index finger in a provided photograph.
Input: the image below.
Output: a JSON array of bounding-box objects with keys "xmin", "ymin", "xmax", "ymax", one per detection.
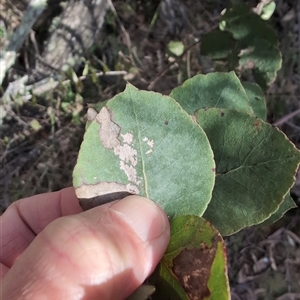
[{"xmin": 0, "ymin": 187, "xmax": 82, "ymax": 270}]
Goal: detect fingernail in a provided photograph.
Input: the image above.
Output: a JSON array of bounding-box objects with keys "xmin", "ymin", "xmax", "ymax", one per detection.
[{"xmin": 110, "ymin": 196, "xmax": 168, "ymax": 241}]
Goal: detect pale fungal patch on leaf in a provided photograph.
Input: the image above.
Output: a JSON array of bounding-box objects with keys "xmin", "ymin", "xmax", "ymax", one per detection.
[
  {"xmin": 96, "ymin": 107, "xmax": 121, "ymax": 149},
  {"xmin": 75, "ymin": 181, "xmax": 139, "ymax": 199},
  {"xmin": 96, "ymin": 106, "xmax": 141, "ymax": 188},
  {"xmin": 121, "ymin": 133, "xmax": 134, "ymax": 145},
  {"xmin": 120, "ymin": 161, "xmax": 140, "ymax": 184},
  {"xmin": 126, "ymin": 184, "xmax": 140, "ymax": 194},
  {"xmin": 87, "ymin": 107, "xmax": 98, "ymax": 122},
  {"xmin": 115, "ymin": 141, "xmax": 140, "ymax": 185},
  {"xmin": 143, "ymin": 137, "xmax": 154, "ymax": 155},
  {"xmin": 114, "ymin": 144, "xmax": 137, "ymax": 166}
]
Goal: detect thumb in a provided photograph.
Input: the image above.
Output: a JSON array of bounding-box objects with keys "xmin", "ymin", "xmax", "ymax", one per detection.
[{"xmin": 2, "ymin": 196, "xmax": 170, "ymax": 300}]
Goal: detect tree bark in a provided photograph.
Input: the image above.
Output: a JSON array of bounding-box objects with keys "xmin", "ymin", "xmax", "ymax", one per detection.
[
  {"xmin": 2, "ymin": 0, "xmax": 109, "ymax": 101},
  {"xmin": 0, "ymin": 0, "xmax": 47, "ymax": 85},
  {"xmin": 33, "ymin": 0, "xmax": 109, "ymax": 81}
]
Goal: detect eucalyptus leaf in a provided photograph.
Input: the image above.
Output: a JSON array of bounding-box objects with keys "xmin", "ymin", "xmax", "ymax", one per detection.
[
  {"xmin": 195, "ymin": 108, "xmax": 300, "ymax": 235},
  {"xmin": 168, "ymin": 41, "xmax": 185, "ymax": 57},
  {"xmin": 220, "ymin": 4, "xmax": 281, "ymax": 88},
  {"xmin": 29, "ymin": 119, "xmax": 42, "ymax": 132},
  {"xmin": 151, "ymin": 215, "xmax": 230, "ymax": 300},
  {"xmin": 261, "ymin": 1, "xmax": 276, "ymax": 20},
  {"xmin": 220, "ymin": 4, "xmax": 277, "ymax": 44},
  {"xmin": 170, "ymin": 72, "xmax": 253, "ymax": 115},
  {"xmin": 238, "ymin": 38, "xmax": 282, "ymax": 88},
  {"xmin": 201, "ymin": 30, "xmax": 234, "ymax": 60},
  {"xmin": 202, "ymin": 4, "xmax": 282, "ymax": 88},
  {"xmin": 73, "ymin": 84, "xmax": 215, "ymax": 217},
  {"xmin": 261, "ymin": 194, "xmax": 296, "ymax": 226},
  {"xmin": 242, "ymin": 81, "xmax": 267, "ymax": 120}
]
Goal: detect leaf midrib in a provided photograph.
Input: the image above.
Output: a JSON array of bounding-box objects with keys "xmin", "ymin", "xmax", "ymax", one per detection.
[{"xmin": 132, "ymin": 102, "xmax": 149, "ymax": 198}]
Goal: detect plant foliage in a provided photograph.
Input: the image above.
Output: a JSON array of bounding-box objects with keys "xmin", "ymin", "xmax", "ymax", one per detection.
[
  {"xmin": 73, "ymin": 73, "xmax": 300, "ymax": 299},
  {"xmin": 72, "ymin": 2, "xmax": 299, "ymax": 298},
  {"xmin": 201, "ymin": 2, "xmax": 281, "ymax": 89}
]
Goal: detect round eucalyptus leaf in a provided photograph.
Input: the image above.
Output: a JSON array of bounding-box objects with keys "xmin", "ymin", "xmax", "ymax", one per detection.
[
  {"xmin": 242, "ymin": 81, "xmax": 267, "ymax": 120},
  {"xmin": 168, "ymin": 41, "xmax": 185, "ymax": 57},
  {"xmin": 73, "ymin": 84, "xmax": 215, "ymax": 218},
  {"xmin": 151, "ymin": 215, "xmax": 230, "ymax": 300},
  {"xmin": 201, "ymin": 30, "xmax": 234, "ymax": 60},
  {"xmin": 220, "ymin": 4, "xmax": 277, "ymax": 43},
  {"xmin": 170, "ymin": 71, "xmax": 253, "ymax": 115},
  {"xmin": 261, "ymin": 1, "xmax": 276, "ymax": 20},
  {"xmin": 195, "ymin": 108, "xmax": 300, "ymax": 235},
  {"xmin": 261, "ymin": 194, "xmax": 296, "ymax": 226},
  {"xmin": 238, "ymin": 38, "xmax": 281, "ymax": 88}
]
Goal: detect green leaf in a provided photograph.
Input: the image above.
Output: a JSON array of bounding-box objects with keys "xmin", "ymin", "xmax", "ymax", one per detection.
[
  {"xmin": 242, "ymin": 81, "xmax": 267, "ymax": 120},
  {"xmin": 218, "ymin": 4, "xmax": 281, "ymax": 88},
  {"xmin": 261, "ymin": 194, "xmax": 296, "ymax": 226},
  {"xmin": 168, "ymin": 41, "xmax": 185, "ymax": 57},
  {"xmin": 29, "ymin": 119, "xmax": 42, "ymax": 132},
  {"xmin": 170, "ymin": 72, "xmax": 253, "ymax": 115},
  {"xmin": 151, "ymin": 215, "xmax": 230, "ymax": 300},
  {"xmin": 73, "ymin": 84, "xmax": 215, "ymax": 217},
  {"xmin": 201, "ymin": 30, "xmax": 234, "ymax": 60},
  {"xmin": 261, "ymin": 1, "xmax": 276, "ymax": 20},
  {"xmin": 195, "ymin": 108, "xmax": 300, "ymax": 235},
  {"xmin": 220, "ymin": 4, "xmax": 277, "ymax": 44},
  {"xmin": 238, "ymin": 38, "xmax": 282, "ymax": 88},
  {"xmin": 82, "ymin": 61, "xmax": 89, "ymax": 76}
]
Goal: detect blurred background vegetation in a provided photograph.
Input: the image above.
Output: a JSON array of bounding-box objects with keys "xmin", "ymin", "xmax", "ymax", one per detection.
[{"xmin": 0, "ymin": 0, "xmax": 299, "ymax": 299}]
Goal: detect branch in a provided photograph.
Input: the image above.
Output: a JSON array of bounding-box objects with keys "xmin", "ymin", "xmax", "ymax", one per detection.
[
  {"xmin": 2, "ymin": 71, "xmax": 127, "ymax": 103},
  {"xmin": 0, "ymin": 0, "xmax": 47, "ymax": 86},
  {"xmin": 272, "ymin": 108, "xmax": 300, "ymax": 127}
]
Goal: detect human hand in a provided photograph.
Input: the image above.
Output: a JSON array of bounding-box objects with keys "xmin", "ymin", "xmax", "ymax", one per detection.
[{"xmin": 0, "ymin": 188, "xmax": 170, "ymax": 299}]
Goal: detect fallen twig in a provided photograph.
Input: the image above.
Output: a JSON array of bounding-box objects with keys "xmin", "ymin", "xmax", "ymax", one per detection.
[
  {"xmin": 272, "ymin": 108, "xmax": 300, "ymax": 127},
  {"xmin": 2, "ymin": 70, "xmax": 127, "ymax": 103},
  {"xmin": 148, "ymin": 40, "xmax": 201, "ymax": 90}
]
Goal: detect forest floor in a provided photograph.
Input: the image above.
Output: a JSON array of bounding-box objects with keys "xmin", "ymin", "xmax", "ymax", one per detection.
[{"xmin": 1, "ymin": 0, "xmax": 300, "ymax": 299}]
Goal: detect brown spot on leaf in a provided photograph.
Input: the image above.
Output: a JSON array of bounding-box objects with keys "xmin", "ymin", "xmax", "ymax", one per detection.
[
  {"xmin": 172, "ymin": 238, "xmax": 219, "ymax": 299},
  {"xmin": 253, "ymin": 119, "xmax": 261, "ymax": 132}
]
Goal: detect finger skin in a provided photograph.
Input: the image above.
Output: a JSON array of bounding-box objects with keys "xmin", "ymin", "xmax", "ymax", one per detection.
[
  {"xmin": 1, "ymin": 196, "xmax": 170, "ymax": 300},
  {"xmin": 0, "ymin": 187, "xmax": 82, "ymax": 273}
]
